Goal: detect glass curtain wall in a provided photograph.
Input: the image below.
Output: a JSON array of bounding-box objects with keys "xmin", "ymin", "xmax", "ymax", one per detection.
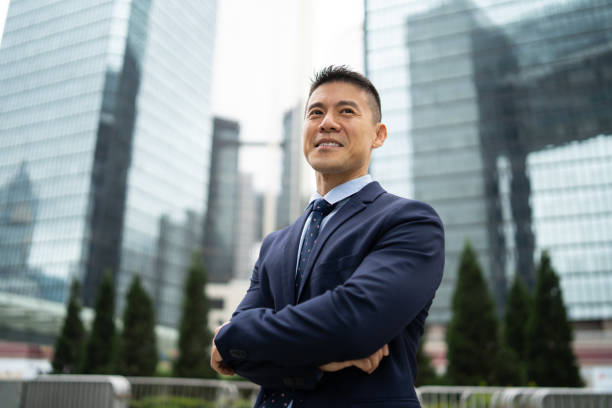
[
  {"xmin": 0, "ymin": 0, "xmax": 217, "ymax": 333},
  {"xmin": 365, "ymin": 0, "xmax": 612, "ymax": 322}
]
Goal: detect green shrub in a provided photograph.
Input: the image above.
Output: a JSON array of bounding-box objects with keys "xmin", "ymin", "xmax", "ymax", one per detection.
[
  {"xmin": 130, "ymin": 395, "xmax": 253, "ymax": 408},
  {"xmin": 130, "ymin": 395, "xmax": 215, "ymax": 408}
]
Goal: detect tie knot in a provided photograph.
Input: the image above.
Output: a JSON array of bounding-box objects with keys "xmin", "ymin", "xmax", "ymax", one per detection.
[{"xmin": 312, "ymin": 198, "xmax": 335, "ymax": 217}]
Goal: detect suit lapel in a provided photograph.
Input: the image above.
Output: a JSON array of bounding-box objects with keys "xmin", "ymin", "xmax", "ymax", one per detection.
[
  {"xmin": 295, "ymin": 182, "xmax": 385, "ymax": 302},
  {"xmin": 279, "ymin": 205, "xmax": 311, "ymax": 307}
]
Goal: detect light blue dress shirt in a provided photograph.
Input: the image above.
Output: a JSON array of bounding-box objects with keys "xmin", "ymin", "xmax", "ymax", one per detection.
[{"xmin": 295, "ymin": 174, "xmax": 374, "ymax": 277}]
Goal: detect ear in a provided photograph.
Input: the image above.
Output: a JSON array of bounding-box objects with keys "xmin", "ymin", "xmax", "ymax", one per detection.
[{"xmin": 372, "ymin": 123, "xmax": 387, "ymax": 149}]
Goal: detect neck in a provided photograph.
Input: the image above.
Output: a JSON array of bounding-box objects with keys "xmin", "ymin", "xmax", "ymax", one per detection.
[{"xmin": 315, "ymin": 171, "xmax": 367, "ymax": 196}]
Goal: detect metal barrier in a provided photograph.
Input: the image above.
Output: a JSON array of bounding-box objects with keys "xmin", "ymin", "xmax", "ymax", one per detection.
[
  {"xmin": 419, "ymin": 386, "xmax": 612, "ymax": 408},
  {"xmin": 0, "ymin": 380, "xmax": 23, "ymax": 408},
  {"xmin": 20, "ymin": 375, "xmax": 131, "ymax": 408},
  {"xmin": 419, "ymin": 386, "xmax": 504, "ymax": 408},
  {"xmin": 516, "ymin": 388, "xmax": 612, "ymax": 408},
  {"xmin": 8, "ymin": 377, "xmax": 612, "ymax": 407}
]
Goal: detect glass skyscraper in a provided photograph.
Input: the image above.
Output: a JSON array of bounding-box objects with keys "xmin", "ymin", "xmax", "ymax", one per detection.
[
  {"xmin": 365, "ymin": 0, "xmax": 612, "ymax": 326},
  {"xmin": 0, "ymin": 0, "xmax": 217, "ymax": 338},
  {"xmin": 203, "ymin": 117, "xmax": 240, "ymax": 284}
]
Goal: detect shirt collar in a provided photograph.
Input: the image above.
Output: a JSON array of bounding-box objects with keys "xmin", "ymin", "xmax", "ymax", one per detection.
[{"xmin": 308, "ymin": 175, "xmax": 373, "ymax": 205}]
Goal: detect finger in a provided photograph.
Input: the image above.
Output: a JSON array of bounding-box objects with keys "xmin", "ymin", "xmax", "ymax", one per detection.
[
  {"xmin": 319, "ymin": 361, "xmax": 350, "ymax": 372},
  {"xmin": 210, "ymin": 345, "xmax": 233, "ymax": 375},
  {"xmin": 367, "ymin": 355, "xmax": 378, "ymax": 374},
  {"xmin": 213, "ymin": 359, "xmax": 234, "ymax": 376},
  {"xmin": 373, "ymin": 349, "xmax": 382, "ymax": 365},
  {"xmin": 218, "ymin": 363, "xmax": 235, "ymax": 376},
  {"xmin": 210, "ymin": 346, "xmax": 217, "ymax": 370},
  {"xmin": 338, "ymin": 360, "xmax": 352, "ymax": 370},
  {"xmin": 383, "ymin": 344, "xmax": 389, "ymax": 356},
  {"xmin": 369, "ymin": 350, "xmax": 383, "ymax": 373},
  {"xmin": 354, "ymin": 358, "xmax": 372, "ymax": 373},
  {"xmin": 365, "ymin": 359, "xmax": 373, "ymax": 373}
]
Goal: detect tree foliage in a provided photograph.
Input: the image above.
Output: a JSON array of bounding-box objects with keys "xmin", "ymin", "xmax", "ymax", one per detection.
[
  {"xmin": 52, "ymin": 279, "xmax": 86, "ymax": 373},
  {"xmin": 494, "ymin": 340, "xmax": 526, "ymax": 386},
  {"xmin": 526, "ymin": 251, "xmax": 583, "ymax": 386},
  {"xmin": 174, "ymin": 253, "xmax": 216, "ymax": 378},
  {"xmin": 119, "ymin": 275, "xmax": 158, "ymax": 376},
  {"xmin": 501, "ymin": 274, "xmax": 531, "ymax": 384},
  {"xmin": 83, "ymin": 271, "xmax": 118, "ymax": 374},
  {"xmin": 446, "ymin": 242, "xmax": 499, "ymax": 385},
  {"xmin": 504, "ymin": 275, "xmax": 531, "ymax": 363}
]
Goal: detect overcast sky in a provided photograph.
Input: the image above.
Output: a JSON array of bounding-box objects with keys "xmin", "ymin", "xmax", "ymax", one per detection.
[
  {"xmin": 0, "ymin": 0, "xmax": 8, "ymax": 44},
  {"xmin": 211, "ymin": 0, "xmax": 364, "ymax": 192}
]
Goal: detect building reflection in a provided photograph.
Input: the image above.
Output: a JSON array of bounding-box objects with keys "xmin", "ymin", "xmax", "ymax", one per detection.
[
  {"xmin": 0, "ymin": 0, "xmax": 218, "ymax": 344},
  {"xmin": 366, "ymin": 0, "xmax": 612, "ymax": 323}
]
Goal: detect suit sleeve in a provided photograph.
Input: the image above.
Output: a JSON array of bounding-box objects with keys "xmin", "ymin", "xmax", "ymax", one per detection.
[
  {"xmin": 224, "ymin": 236, "xmax": 324, "ymax": 389},
  {"xmin": 215, "ymin": 200, "xmax": 444, "ymax": 367}
]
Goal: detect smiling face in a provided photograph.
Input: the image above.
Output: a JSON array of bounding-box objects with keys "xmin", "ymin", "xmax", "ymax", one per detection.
[{"xmin": 303, "ymin": 81, "xmax": 387, "ymax": 191}]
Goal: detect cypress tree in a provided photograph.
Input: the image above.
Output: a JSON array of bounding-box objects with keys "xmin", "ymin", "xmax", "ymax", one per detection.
[
  {"xmin": 494, "ymin": 340, "xmax": 525, "ymax": 386},
  {"xmin": 174, "ymin": 253, "xmax": 216, "ymax": 378},
  {"xmin": 446, "ymin": 241, "xmax": 499, "ymax": 385},
  {"xmin": 83, "ymin": 271, "xmax": 117, "ymax": 374},
  {"xmin": 52, "ymin": 280, "xmax": 86, "ymax": 373},
  {"xmin": 526, "ymin": 251, "xmax": 583, "ymax": 386},
  {"xmin": 504, "ymin": 275, "xmax": 530, "ymax": 363},
  {"xmin": 502, "ymin": 274, "xmax": 531, "ymax": 384},
  {"xmin": 415, "ymin": 336, "xmax": 437, "ymax": 386},
  {"xmin": 119, "ymin": 275, "xmax": 158, "ymax": 376}
]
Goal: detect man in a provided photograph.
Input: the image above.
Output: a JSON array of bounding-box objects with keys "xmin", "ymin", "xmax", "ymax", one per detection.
[{"xmin": 211, "ymin": 66, "xmax": 444, "ymax": 407}]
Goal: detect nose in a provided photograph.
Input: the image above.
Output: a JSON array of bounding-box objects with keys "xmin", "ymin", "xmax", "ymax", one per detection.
[{"xmin": 319, "ymin": 112, "xmax": 340, "ymax": 132}]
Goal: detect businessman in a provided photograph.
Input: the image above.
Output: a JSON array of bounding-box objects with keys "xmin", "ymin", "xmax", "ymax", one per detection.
[{"xmin": 211, "ymin": 66, "xmax": 444, "ymax": 407}]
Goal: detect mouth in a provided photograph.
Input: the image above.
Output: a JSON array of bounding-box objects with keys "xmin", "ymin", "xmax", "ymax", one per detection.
[{"xmin": 315, "ymin": 140, "xmax": 343, "ymax": 148}]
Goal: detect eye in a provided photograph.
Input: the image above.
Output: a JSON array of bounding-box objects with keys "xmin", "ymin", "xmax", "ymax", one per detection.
[
  {"xmin": 308, "ymin": 109, "xmax": 323, "ymax": 117},
  {"xmin": 340, "ymin": 107, "xmax": 355, "ymax": 114}
]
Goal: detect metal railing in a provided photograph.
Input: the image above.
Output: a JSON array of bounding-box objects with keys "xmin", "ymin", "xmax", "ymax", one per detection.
[
  {"xmin": 2, "ymin": 378, "xmax": 612, "ymax": 408},
  {"xmin": 19, "ymin": 375, "xmax": 130, "ymax": 408},
  {"xmin": 419, "ymin": 386, "xmax": 505, "ymax": 408},
  {"xmin": 418, "ymin": 386, "xmax": 612, "ymax": 408},
  {"xmin": 1, "ymin": 376, "xmax": 258, "ymax": 408},
  {"xmin": 0, "ymin": 379, "xmax": 23, "ymax": 408}
]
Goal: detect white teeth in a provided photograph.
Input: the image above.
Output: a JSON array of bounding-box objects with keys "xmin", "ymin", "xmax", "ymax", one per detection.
[{"xmin": 318, "ymin": 142, "xmax": 341, "ymax": 147}]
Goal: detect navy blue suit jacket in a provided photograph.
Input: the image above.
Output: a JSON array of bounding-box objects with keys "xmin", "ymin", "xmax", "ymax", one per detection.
[{"xmin": 215, "ymin": 182, "xmax": 444, "ymax": 407}]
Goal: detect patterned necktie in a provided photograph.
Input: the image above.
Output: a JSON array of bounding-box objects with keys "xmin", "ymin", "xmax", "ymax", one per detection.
[
  {"xmin": 260, "ymin": 199, "xmax": 335, "ymax": 408},
  {"xmin": 295, "ymin": 198, "xmax": 335, "ymax": 297}
]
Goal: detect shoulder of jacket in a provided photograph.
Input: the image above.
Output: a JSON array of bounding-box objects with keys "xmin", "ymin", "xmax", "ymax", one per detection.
[{"xmin": 376, "ymin": 193, "xmax": 443, "ymax": 225}]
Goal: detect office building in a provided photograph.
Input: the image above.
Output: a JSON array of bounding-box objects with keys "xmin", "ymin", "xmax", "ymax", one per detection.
[
  {"xmin": 0, "ymin": 0, "xmax": 217, "ymax": 340},
  {"xmin": 203, "ymin": 117, "xmax": 240, "ymax": 283},
  {"xmin": 365, "ymin": 0, "xmax": 612, "ymax": 331},
  {"xmin": 277, "ymin": 105, "xmax": 309, "ymax": 230},
  {"xmin": 233, "ymin": 173, "xmax": 258, "ymax": 280}
]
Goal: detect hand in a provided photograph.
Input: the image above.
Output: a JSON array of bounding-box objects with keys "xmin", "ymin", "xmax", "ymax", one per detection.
[
  {"xmin": 319, "ymin": 344, "xmax": 389, "ymax": 375},
  {"xmin": 210, "ymin": 321, "xmax": 234, "ymax": 376}
]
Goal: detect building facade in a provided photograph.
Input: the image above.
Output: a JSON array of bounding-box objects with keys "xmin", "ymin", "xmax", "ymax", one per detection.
[
  {"xmin": 276, "ymin": 105, "xmax": 310, "ymax": 230},
  {"xmin": 233, "ymin": 173, "xmax": 258, "ymax": 281},
  {"xmin": 365, "ymin": 0, "xmax": 612, "ymax": 327},
  {"xmin": 203, "ymin": 117, "xmax": 240, "ymax": 283},
  {"xmin": 0, "ymin": 0, "xmax": 217, "ymax": 338}
]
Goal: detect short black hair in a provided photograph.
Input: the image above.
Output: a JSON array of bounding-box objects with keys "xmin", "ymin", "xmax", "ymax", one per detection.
[{"xmin": 308, "ymin": 65, "xmax": 382, "ymax": 123}]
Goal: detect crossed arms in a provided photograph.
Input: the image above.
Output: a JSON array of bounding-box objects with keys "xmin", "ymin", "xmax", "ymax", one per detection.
[{"xmin": 210, "ymin": 201, "xmax": 444, "ymax": 388}]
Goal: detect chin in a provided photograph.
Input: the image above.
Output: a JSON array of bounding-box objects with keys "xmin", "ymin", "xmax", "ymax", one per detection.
[
  {"xmin": 312, "ymin": 166, "xmax": 349, "ymax": 176},
  {"xmin": 308, "ymin": 158, "xmax": 338, "ymax": 172}
]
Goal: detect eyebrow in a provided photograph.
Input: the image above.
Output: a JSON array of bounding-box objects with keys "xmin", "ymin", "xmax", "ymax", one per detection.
[{"xmin": 306, "ymin": 100, "xmax": 361, "ymax": 112}]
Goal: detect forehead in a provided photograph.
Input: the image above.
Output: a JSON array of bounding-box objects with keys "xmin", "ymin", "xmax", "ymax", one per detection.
[{"xmin": 308, "ymin": 81, "xmax": 369, "ymax": 106}]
